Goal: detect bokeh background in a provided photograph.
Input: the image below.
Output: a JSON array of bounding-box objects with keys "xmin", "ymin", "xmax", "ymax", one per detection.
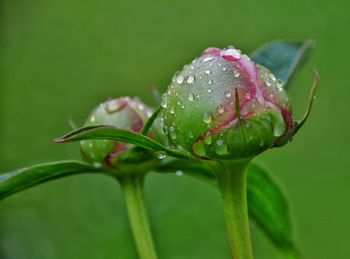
[{"xmin": 0, "ymin": 0, "xmax": 349, "ymax": 258}]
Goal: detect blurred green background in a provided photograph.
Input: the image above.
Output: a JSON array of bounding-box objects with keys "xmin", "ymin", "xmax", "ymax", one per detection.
[{"xmin": 0, "ymin": 0, "xmax": 349, "ymax": 258}]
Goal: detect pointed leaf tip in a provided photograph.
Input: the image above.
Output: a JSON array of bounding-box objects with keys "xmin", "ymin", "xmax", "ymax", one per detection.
[{"xmin": 273, "ymin": 69, "xmax": 319, "ymax": 147}]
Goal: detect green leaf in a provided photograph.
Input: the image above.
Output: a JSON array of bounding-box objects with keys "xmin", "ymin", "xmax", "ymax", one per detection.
[
  {"xmin": 54, "ymin": 126, "xmax": 194, "ymax": 160},
  {"xmin": 251, "ymin": 40, "xmax": 313, "ymax": 88},
  {"xmin": 0, "ymin": 161, "xmax": 101, "ymax": 200},
  {"xmin": 155, "ymin": 159, "xmax": 300, "ymax": 258},
  {"xmin": 141, "ymin": 106, "xmax": 161, "ymax": 136}
]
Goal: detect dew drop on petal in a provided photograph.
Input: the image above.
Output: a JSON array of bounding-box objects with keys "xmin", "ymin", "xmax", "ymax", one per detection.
[
  {"xmin": 105, "ymin": 99, "xmax": 122, "ymax": 113},
  {"xmin": 192, "ymin": 141, "xmax": 206, "ymax": 156},
  {"xmin": 203, "ymin": 112, "xmax": 213, "ymax": 124},
  {"xmin": 217, "ymin": 105, "xmax": 224, "ymax": 114},
  {"xmin": 205, "ymin": 69, "xmax": 211, "ymax": 75},
  {"xmin": 215, "ymin": 140, "xmax": 228, "ymax": 155},
  {"xmin": 269, "ymin": 73, "xmax": 276, "ymax": 81},
  {"xmin": 245, "ymin": 93, "xmax": 252, "ymax": 100},
  {"xmin": 176, "ymin": 75, "xmax": 184, "ymax": 84},
  {"xmin": 276, "ymin": 79, "xmax": 284, "ymax": 90},
  {"xmin": 188, "ymin": 93, "xmax": 195, "ymax": 101},
  {"xmin": 186, "ymin": 75, "xmax": 195, "ymax": 84},
  {"xmin": 207, "ymin": 89, "xmax": 212, "ymax": 93},
  {"xmin": 224, "ymin": 91, "xmax": 232, "ymax": 98},
  {"xmin": 208, "ymin": 79, "xmax": 213, "ymax": 85},
  {"xmin": 265, "ymin": 79, "xmax": 272, "ymax": 87},
  {"xmin": 204, "ymin": 134, "xmax": 212, "ymax": 145},
  {"xmin": 234, "ymin": 70, "xmax": 240, "ymax": 78},
  {"xmin": 161, "ymin": 94, "xmax": 168, "ymax": 108},
  {"xmin": 201, "ymin": 56, "xmax": 215, "ymax": 63},
  {"xmin": 170, "ymin": 107, "xmax": 175, "ymax": 114},
  {"xmin": 221, "ymin": 48, "xmax": 241, "ymax": 61},
  {"xmin": 222, "ymin": 67, "xmax": 227, "ymax": 71}
]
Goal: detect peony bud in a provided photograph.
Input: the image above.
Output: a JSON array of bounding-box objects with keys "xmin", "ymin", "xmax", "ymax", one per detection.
[
  {"xmin": 81, "ymin": 97, "xmax": 165, "ymax": 168},
  {"xmin": 161, "ymin": 46, "xmax": 294, "ymax": 160}
]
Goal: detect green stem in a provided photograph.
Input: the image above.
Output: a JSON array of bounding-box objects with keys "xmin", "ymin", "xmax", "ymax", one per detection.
[
  {"xmin": 119, "ymin": 175, "xmax": 158, "ymax": 259},
  {"xmin": 208, "ymin": 160, "xmax": 253, "ymax": 259}
]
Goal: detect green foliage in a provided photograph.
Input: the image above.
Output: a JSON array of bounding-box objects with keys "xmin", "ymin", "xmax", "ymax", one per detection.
[
  {"xmin": 0, "ymin": 161, "xmax": 101, "ymax": 201},
  {"xmin": 155, "ymin": 160, "xmax": 300, "ymax": 258},
  {"xmin": 251, "ymin": 41, "xmax": 313, "ymax": 88}
]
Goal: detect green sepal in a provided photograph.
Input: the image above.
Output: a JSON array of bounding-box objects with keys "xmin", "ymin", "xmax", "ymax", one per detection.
[{"xmin": 193, "ymin": 109, "xmax": 286, "ymax": 159}]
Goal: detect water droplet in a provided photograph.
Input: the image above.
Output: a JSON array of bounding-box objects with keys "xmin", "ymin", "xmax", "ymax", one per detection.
[
  {"xmin": 186, "ymin": 75, "xmax": 195, "ymax": 84},
  {"xmin": 217, "ymin": 105, "xmax": 224, "ymax": 114},
  {"xmin": 215, "ymin": 140, "xmax": 228, "ymax": 155},
  {"xmin": 176, "ymin": 75, "xmax": 184, "ymax": 84},
  {"xmin": 221, "ymin": 48, "xmax": 241, "ymax": 60},
  {"xmin": 269, "ymin": 73, "xmax": 276, "ymax": 81},
  {"xmin": 161, "ymin": 94, "xmax": 168, "ymax": 108},
  {"xmin": 222, "ymin": 67, "xmax": 227, "ymax": 71},
  {"xmin": 276, "ymin": 79, "xmax": 284, "ymax": 90},
  {"xmin": 155, "ymin": 151, "xmax": 166, "ymax": 159},
  {"xmin": 224, "ymin": 91, "xmax": 232, "ymax": 98},
  {"xmin": 207, "ymin": 89, "xmax": 212, "ymax": 93},
  {"xmin": 176, "ymin": 145, "xmax": 183, "ymax": 151},
  {"xmin": 269, "ymin": 94, "xmax": 274, "ymax": 98},
  {"xmin": 190, "ymin": 65, "xmax": 195, "ymax": 70},
  {"xmin": 204, "ymin": 134, "xmax": 212, "ymax": 145},
  {"xmin": 188, "ymin": 93, "xmax": 195, "ymax": 101},
  {"xmin": 105, "ymin": 99, "xmax": 123, "ymax": 113},
  {"xmin": 245, "ymin": 93, "xmax": 252, "ymax": 100},
  {"xmin": 205, "ymin": 69, "xmax": 211, "ymax": 74},
  {"xmin": 266, "ymin": 79, "xmax": 272, "ymax": 87},
  {"xmin": 138, "ymin": 103, "xmax": 144, "ymax": 110},
  {"xmin": 90, "ymin": 116, "xmax": 96, "ymax": 122},
  {"xmin": 203, "ymin": 112, "xmax": 212, "ymax": 124},
  {"xmin": 234, "ymin": 70, "xmax": 240, "ymax": 78},
  {"xmin": 201, "ymin": 56, "xmax": 215, "ymax": 63},
  {"xmin": 176, "ymin": 170, "xmax": 184, "ymax": 176},
  {"xmin": 208, "ymin": 80, "xmax": 213, "ymax": 85},
  {"xmin": 169, "ymin": 126, "xmax": 177, "ymax": 139},
  {"xmin": 170, "ymin": 107, "xmax": 175, "ymax": 114},
  {"xmin": 193, "ymin": 141, "xmax": 206, "ymax": 156}
]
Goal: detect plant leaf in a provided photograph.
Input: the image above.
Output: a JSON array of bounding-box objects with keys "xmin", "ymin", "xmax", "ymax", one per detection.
[
  {"xmin": 251, "ymin": 40, "xmax": 313, "ymax": 88},
  {"xmin": 141, "ymin": 106, "xmax": 161, "ymax": 135},
  {"xmin": 54, "ymin": 126, "xmax": 194, "ymax": 160},
  {"xmin": 155, "ymin": 159, "xmax": 300, "ymax": 258},
  {"xmin": 0, "ymin": 161, "xmax": 102, "ymax": 200}
]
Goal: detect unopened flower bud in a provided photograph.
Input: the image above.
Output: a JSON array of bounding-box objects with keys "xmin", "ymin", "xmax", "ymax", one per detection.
[
  {"xmin": 162, "ymin": 46, "xmax": 293, "ymax": 159},
  {"xmin": 81, "ymin": 97, "xmax": 165, "ymax": 168}
]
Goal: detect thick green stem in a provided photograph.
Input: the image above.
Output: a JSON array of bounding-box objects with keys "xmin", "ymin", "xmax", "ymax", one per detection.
[
  {"xmin": 208, "ymin": 160, "xmax": 253, "ymax": 259},
  {"xmin": 119, "ymin": 175, "xmax": 158, "ymax": 259}
]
